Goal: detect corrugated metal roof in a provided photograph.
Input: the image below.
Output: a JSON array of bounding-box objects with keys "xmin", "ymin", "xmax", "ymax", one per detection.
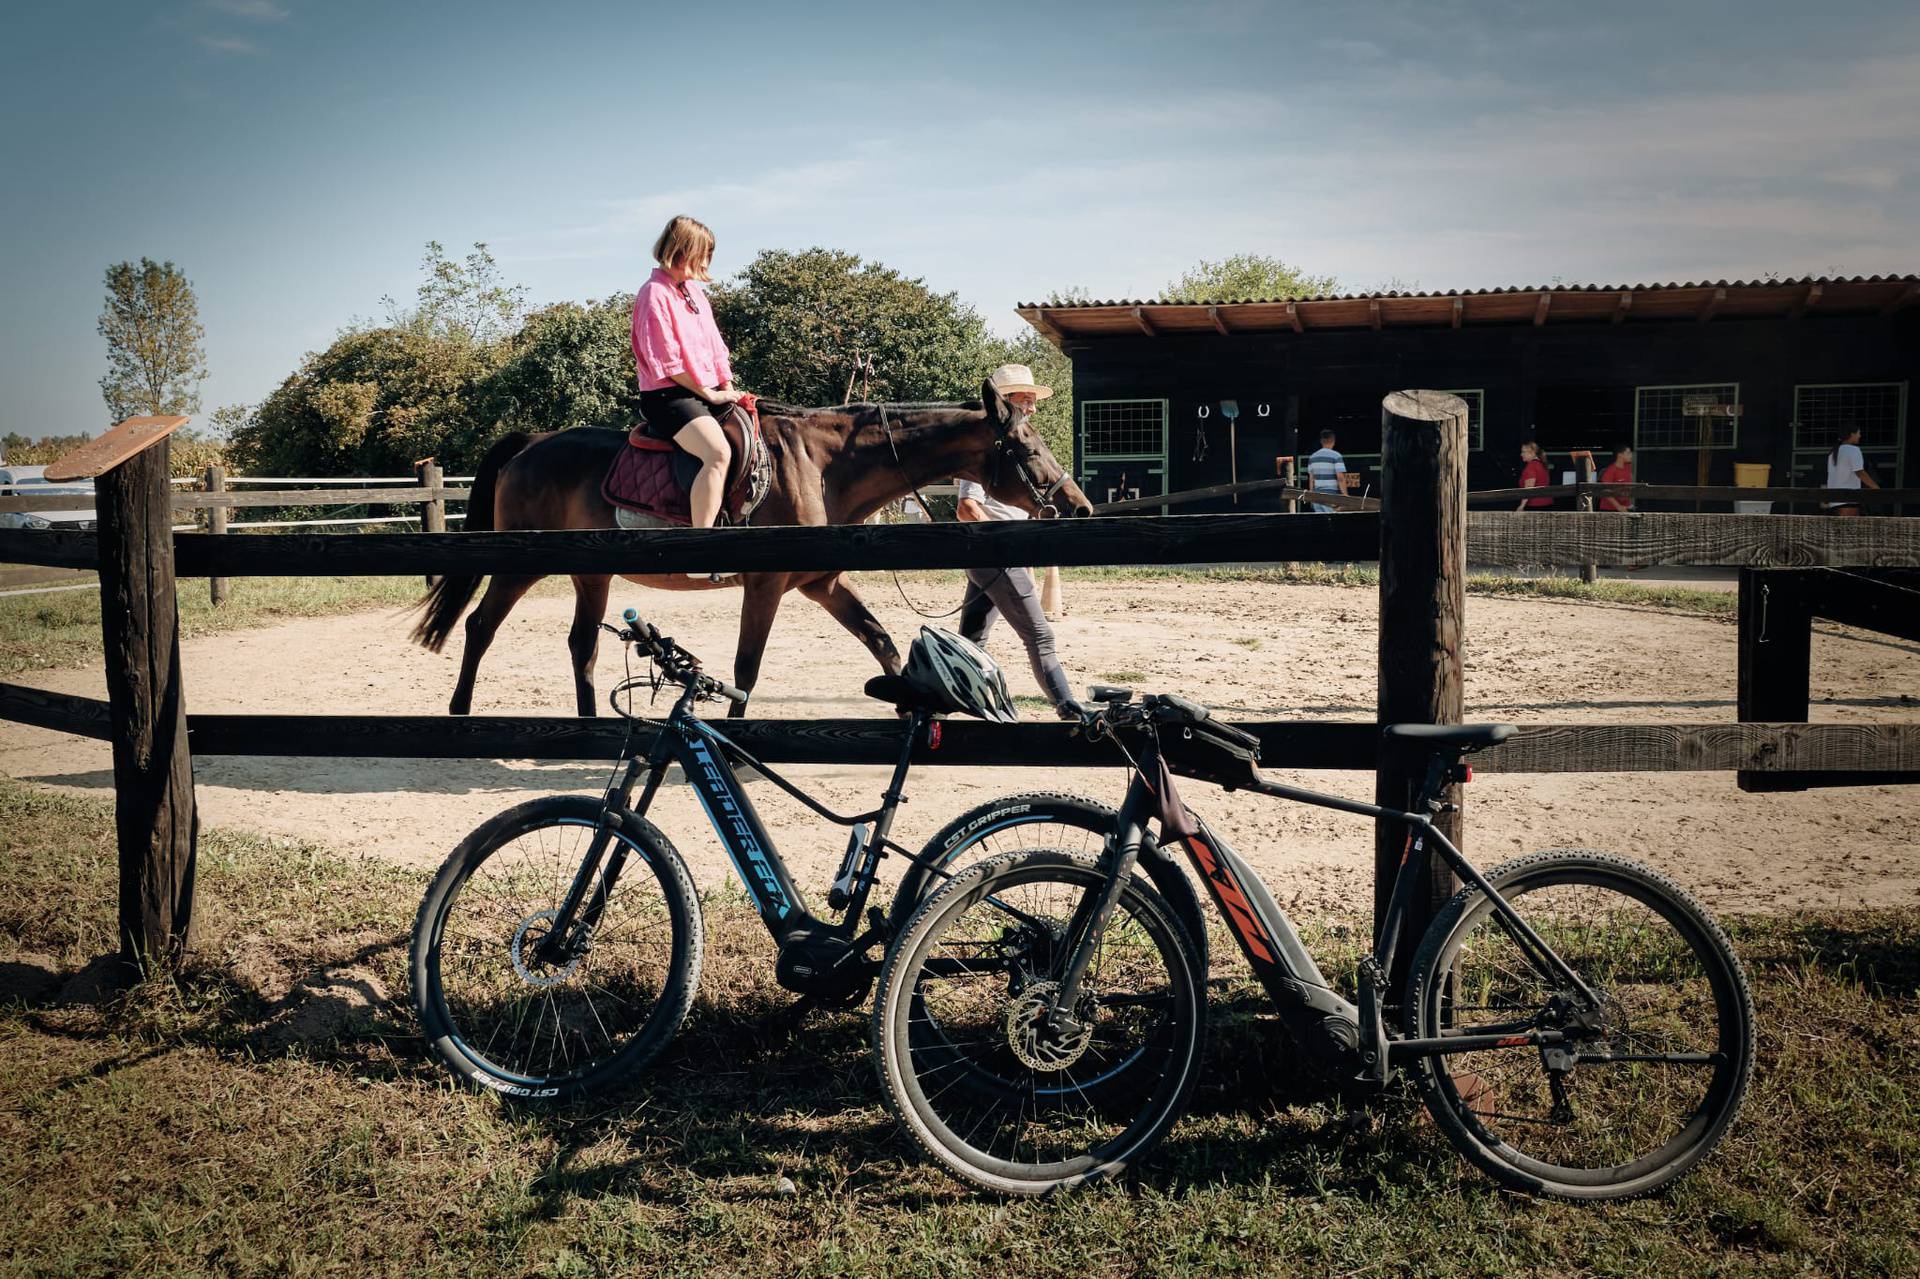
[{"xmin": 1016, "ymin": 274, "xmax": 1918, "ymax": 310}]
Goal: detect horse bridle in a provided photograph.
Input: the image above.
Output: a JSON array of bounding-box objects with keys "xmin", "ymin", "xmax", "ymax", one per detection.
[{"xmin": 879, "ymin": 401, "xmax": 1068, "ymax": 520}]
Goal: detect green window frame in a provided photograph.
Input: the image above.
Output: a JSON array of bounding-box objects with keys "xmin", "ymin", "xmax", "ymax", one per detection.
[
  {"xmin": 1441, "ymin": 388, "xmax": 1486, "ymax": 450},
  {"xmin": 1634, "ymin": 383, "xmax": 1740, "ymax": 451},
  {"xmin": 1791, "ymin": 382, "xmax": 1907, "ymax": 484}
]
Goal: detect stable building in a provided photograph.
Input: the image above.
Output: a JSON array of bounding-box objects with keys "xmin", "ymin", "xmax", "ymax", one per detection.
[{"xmin": 1017, "ymin": 275, "xmax": 1919, "ymax": 508}]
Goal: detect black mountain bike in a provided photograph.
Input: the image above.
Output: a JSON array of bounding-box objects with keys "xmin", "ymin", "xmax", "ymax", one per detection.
[
  {"xmin": 408, "ymin": 614, "xmax": 1202, "ymax": 1099},
  {"xmin": 873, "ymin": 685, "xmax": 1755, "ymax": 1199}
]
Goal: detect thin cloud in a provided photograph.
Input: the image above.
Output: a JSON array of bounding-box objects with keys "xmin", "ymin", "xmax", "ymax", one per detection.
[
  {"xmin": 203, "ymin": 0, "xmax": 289, "ymax": 18},
  {"xmin": 197, "ymin": 34, "xmax": 264, "ymax": 55}
]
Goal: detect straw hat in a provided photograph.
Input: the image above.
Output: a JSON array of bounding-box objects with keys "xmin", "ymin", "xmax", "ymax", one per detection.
[{"xmin": 988, "ymin": 363, "xmax": 1053, "ymax": 400}]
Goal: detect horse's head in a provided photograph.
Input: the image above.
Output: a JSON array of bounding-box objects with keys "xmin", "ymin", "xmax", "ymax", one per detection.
[{"xmin": 974, "ymin": 378, "xmax": 1094, "ymax": 519}]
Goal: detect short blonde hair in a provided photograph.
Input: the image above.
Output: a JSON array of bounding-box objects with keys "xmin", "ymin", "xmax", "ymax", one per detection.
[{"xmin": 653, "ymin": 215, "xmax": 715, "ymax": 280}]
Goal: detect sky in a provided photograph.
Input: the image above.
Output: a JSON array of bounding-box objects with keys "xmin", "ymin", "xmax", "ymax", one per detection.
[{"xmin": 2, "ymin": 0, "xmax": 1916, "ymax": 437}]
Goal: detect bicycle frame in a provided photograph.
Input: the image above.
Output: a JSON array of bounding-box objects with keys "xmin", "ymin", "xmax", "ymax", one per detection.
[
  {"xmin": 1048, "ymin": 728, "xmax": 1606, "ymax": 1085},
  {"xmin": 538, "ymin": 681, "xmax": 938, "ymax": 963}
]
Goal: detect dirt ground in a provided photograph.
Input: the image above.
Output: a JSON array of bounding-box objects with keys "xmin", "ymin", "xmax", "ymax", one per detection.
[{"xmin": 3, "ymin": 575, "xmax": 1916, "ymax": 916}]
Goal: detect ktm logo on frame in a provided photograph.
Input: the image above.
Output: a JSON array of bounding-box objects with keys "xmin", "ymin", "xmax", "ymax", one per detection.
[{"xmin": 1185, "ymin": 835, "xmax": 1277, "ymax": 964}]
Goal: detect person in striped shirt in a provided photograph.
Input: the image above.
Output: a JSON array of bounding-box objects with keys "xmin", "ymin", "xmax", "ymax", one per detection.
[{"xmin": 1306, "ymin": 430, "xmax": 1346, "ymax": 513}]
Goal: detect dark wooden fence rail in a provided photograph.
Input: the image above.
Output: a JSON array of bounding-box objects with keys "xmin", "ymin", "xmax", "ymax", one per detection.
[
  {"xmin": 5, "ymin": 683, "xmax": 1914, "ymax": 777},
  {"xmin": 0, "ymin": 483, "xmax": 470, "ymax": 515},
  {"xmin": 2, "ymin": 510, "xmax": 1916, "ymax": 579}
]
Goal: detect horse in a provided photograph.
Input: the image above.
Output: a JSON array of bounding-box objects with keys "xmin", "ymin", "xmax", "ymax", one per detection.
[{"xmin": 408, "ymin": 378, "xmax": 1092, "ymax": 718}]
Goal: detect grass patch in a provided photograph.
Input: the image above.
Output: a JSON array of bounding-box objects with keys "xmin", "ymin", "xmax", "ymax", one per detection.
[
  {"xmin": 0, "ymin": 576, "xmax": 573, "ymax": 678},
  {"xmin": 2, "ymin": 776, "xmax": 1916, "ymax": 1275}
]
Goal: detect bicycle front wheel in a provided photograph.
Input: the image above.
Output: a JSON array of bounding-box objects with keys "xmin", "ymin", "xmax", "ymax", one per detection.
[
  {"xmin": 1405, "ymin": 850, "xmax": 1754, "ymax": 1200},
  {"xmin": 410, "ymin": 796, "xmax": 703, "ymax": 1100},
  {"xmin": 874, "ymin": 850, "xmax": 1204, "ymax": 1195}
]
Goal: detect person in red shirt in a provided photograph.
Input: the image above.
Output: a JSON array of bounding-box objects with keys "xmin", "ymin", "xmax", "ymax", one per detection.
[
  {"xmin": 1516, "ymin": 439, "xmax": 1554, "ymax": 511},
  {"xmin": 1598, "ymin": 443, "xmax": 1634, "ymax": 511}
]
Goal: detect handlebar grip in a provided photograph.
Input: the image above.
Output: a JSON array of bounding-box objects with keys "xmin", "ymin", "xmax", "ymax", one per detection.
[
  {"xmin": 713, "ymin": 679, "xmax": 750, "ymax": 705},
  {"xmin": 622, "ymin": 608, "xmax": 639, "ymax": 623}
]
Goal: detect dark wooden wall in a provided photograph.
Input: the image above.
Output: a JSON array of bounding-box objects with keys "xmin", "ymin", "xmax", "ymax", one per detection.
[{"xmin": 1064, "ymin": 312, "xmax": 1920, "ymax": 508}]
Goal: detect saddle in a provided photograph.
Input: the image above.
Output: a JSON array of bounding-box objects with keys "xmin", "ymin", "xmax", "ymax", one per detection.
[{"xmin": 601, "ymin": 396, "xmax": 773, "ymax": 527}]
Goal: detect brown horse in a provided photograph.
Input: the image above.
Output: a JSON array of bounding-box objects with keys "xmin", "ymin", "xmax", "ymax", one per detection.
[{"xmin": 409, "ymin": 379, "xmax": 1091, "ymax": 717}]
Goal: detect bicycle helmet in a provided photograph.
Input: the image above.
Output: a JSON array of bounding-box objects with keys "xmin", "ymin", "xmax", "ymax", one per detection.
[{"xmin": 902, "ymin": 626, "xmax": 1018, "ymax": 722}]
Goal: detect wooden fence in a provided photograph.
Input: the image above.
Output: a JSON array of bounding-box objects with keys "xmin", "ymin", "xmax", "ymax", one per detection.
[{"xmin": 2, "ymin": 400, "xmax": 1917, "ymax": 973}]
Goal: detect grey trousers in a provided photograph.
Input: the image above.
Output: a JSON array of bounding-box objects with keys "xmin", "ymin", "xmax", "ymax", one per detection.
[{"xmin": 958, "ymin": 566, "xmax": 1074, "ymax": 708}]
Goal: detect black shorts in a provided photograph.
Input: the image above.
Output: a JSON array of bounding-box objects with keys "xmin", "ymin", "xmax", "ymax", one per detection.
[{"xmin": 637, "ymin": 386, "xmax": 716, "ymax": 441}]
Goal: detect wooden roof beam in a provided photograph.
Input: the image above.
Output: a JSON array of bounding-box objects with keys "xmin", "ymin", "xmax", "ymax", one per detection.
[
  {"xmin": 1131, "ymin": 306, "xmax": 1157, "ymax": 337},
  {"xmin": 1285, "ymin": 301, "xmax": 1304, "ymax": 334},
  {"xmin": 1533, "ymin": 292, "xmax": 1552, "ymax": 326},
  {"xmin": 1697, "ymin": 287, "xmax": 1727, "ymax": 324},
  {"xmin": 1881, "ymin": 280, "xmax": 1920, "ymax": 315},
  {"xmin": 1788, "ymin": 282, "xmax": 1823, "ymax": 320},
  {"xmin": 1022, "ymin": 309, "xmax": 1065, "ymax": 345},
  {"xmin": 1207, "ymin": 306, "xmax": 1232, "ymax": 337},
  {"xmin": 1611, "ymin": 292, "xmax": 1633, "ymax": 324},
  {"xmin": 1368, "ymin": 298, "xmax": 1382, "ymax": 330},
  {"xmin": 1449, "ymin": 297, "xmax": 1463, "ymax": 328}
]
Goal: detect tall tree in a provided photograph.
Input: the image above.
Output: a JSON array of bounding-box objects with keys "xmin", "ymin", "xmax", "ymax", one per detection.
[
  {"xmin": 98, "ymin": 258, "xmax": 208, "ymax": 421},
  {"xmin": 477, "ymin": 296, "xmax": 643, "ymax": 432},
  {"xmin": 712, "ymin": 249, "xmax": 994, "ymax": 406},
  {"xmin": 382, "ymin": 241, "xmax": 528, "ymax": 345},
  {"xmin": 1161, "ymin": 254, "xmax": 1339, "ymax": 302}
]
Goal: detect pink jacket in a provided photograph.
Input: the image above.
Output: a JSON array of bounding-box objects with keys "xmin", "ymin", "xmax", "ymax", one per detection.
[{"xmin": 631, "ymin": 268, "xmax": 732, "ymax": 392}]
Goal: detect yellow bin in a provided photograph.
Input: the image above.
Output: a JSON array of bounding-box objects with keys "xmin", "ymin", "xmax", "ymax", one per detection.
[{"xmin": 1733, "ymin": 462, "xmax": 1772, "ymax": 513}]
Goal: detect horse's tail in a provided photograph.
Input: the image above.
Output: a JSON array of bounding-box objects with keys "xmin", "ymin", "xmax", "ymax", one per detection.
[{"xmin": 409, "ymin": 430, "xmax": 531, "ymax": 652}]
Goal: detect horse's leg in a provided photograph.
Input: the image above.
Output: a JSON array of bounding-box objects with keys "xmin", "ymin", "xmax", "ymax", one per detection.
[
  {"xmin": 568, "ymin": 574, "xmax": 613, "ymax": 717},
  {"xmin": 728, "ymin": 574, "xmax": 788, "ymax": 719},
  {"xmin": 799, "ymin": 572, "xmax": 903, "ymax": 676},
  {"xmin": 449, "ymin": 574, "xmax": 542, "ymax": 715}
]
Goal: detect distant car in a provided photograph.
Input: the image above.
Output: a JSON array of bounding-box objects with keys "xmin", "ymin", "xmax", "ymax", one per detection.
[{"xmin": 0, "ymin": 465, "xmax": 96, "ymax": 530}]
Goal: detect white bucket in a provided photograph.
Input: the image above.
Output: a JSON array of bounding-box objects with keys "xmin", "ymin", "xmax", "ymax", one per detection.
[{"xmin": 1733, "ymin": 500, "xmax": 1773, "ymax": 515}]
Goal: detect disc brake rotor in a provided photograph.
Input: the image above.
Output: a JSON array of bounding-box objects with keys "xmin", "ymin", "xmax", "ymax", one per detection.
[
  {"xmin": 1005, "ymin": 980, "xmax": 1094, "ymax": 1072},
  {"xmin": 510, "ymin": 909, "xmax": 583, "ymax": 988}
]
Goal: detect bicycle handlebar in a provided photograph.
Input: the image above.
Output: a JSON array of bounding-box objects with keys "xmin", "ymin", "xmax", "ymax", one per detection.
[{"xmin": 608, "ymin": 609, "xmax": 749, "ymax": 706}]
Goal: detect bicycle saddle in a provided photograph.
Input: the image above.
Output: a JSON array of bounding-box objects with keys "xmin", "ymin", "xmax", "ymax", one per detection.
[
  {"xmin": 1380, "ymin": 723, "xmax": 1516, "ymax": 751},
  {"xmin": 864, "ymin": 673, "xmax": 954, "ymax": 716}
]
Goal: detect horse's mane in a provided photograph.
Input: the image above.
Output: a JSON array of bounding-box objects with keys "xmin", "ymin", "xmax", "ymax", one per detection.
[{"xmin": 759, "ymin": 400, "xmax": 986, "ymax": 427}]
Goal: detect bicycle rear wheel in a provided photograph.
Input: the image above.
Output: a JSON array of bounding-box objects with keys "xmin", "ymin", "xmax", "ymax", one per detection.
[
  {"xmin": 873, "ymin": 850, "xmax": 1204, "ymax": 1195},
  {"xmin": 410, "ymin": 796, "xmax": 702, "ymax": 1100},
  {"xmin": 1405, "ymin": 850, "xmax": 1754, "ymax": 1200}
]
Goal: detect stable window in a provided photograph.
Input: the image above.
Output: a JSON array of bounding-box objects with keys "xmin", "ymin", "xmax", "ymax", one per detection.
[
  {"xmin": 1791, "ymin": 382, "xmax": 1906, "ymax": 485},
  {"xmin": 1635, "ymin": 383, "xmax": 1739, "ymax": 450},
  {"xmin": 1441, "ymin": 389, "xmax": 1485, "ymax": 450},
  {"xmin": 1080, "ymin": 399, "xmax": 1169, "ymax": 460}
]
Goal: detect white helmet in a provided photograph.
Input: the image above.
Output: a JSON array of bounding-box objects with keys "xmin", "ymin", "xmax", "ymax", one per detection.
[{"xmin": 902, "ymin": 626, "xmax": 1018, "ymax": 723}]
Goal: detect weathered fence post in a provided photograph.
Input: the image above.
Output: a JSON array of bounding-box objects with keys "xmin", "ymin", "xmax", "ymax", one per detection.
[
  {"xmin": 205, "ymin": 463, "xmax": 229, "ymax": 606},
  {"xmin": 49, "ymin": 416, "xmax": 198, "ymax": 973},
  {"xmin": 1375, "ymin": 390, "xmax": 1468, "ymax": 986},
  {"xmin": 1736, "ymin": 568, "xmax": 1814, "ymax": 794},
  {"xmin": 417, "ymin": 458, "xmax": 445, "ymax": 588}
]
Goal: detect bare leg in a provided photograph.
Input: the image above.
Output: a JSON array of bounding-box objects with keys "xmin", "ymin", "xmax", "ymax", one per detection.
[
  {"xmin": 567, "ymin": 574, "xmax": 613, "ymax": 717},
  {"xmin": 449, "ymin": 574, "xmax": 542, "ymax": 715},
  {"xmin": 672, "ymin": 415, "xmax": 732, "ymax": 529},
  {"xmin": 729, "ymin": 574, "xmax": 787, "ymax": 718},
  {"xmin": 800, "ymin": 572, "xmax": 903, "ymax": 676}
]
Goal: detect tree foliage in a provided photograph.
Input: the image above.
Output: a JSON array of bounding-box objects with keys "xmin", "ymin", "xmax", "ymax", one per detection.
[
  {"xmin": 229, "ymin": 329, "xmax": 504, "ymax": 475},
  {"xmin": 712, "ymin": 249, "xmax": 993, "ymax": 407},
  {"xmin": 477, "ymin": 297, "xmax": 643, "ymax": 433},
  {"xmin": 381, "ymin": 241, "xmax": 528, "ymax": 346},
  {"xmin": 97, "ymin": 258, "xmax": 208, "ymax": 422},
  {"xmin": 1160, "ymin": 254, "xmax": 1340, "ymax": 302}
]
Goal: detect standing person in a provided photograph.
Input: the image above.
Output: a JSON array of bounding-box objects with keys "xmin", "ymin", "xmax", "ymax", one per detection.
[
  {"xmin": 1598, "ymin": 443, "xmax": 1634, "ymax": 512},
  {"xmin": 955, "ymin": 364, "xmax": 1083, "ymax": 720},
  {"xmin": 1306, "ymin": 429, "xmax": 1346, "ymax": 514},
  {"xmin": 631, "ymin": 215, "xmax": 744, "ymax": 533},
  {"xmin": 1825, "ymin": 426, "xmax": 1879, "ymax": 516},
  {"xmin": 1516, "ymin": 439, "xmax": 1554, "ymax": 511}
]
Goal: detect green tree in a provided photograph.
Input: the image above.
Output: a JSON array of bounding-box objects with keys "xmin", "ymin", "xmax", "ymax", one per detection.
[
  {"xmin": 97, "ymin": 258, "xmax": 208, "ymax": 421},
  {"xmin": 712, "ymin": 249, "xmax": 994, "ymax": 406},
  {"xmin": 477, "ymin": 296, "xmax": 643, "ymax": 432},
  {"xmin": 1160, "ymin": 254, "xmax": 1339, "ymax": 302},
  {"xmin": 382, "ymin": 241, "xmax": 528, "ymax": 345},
  {"xmin": 230, "ymin": 328, "xmax": 504, "ymax": 475}
]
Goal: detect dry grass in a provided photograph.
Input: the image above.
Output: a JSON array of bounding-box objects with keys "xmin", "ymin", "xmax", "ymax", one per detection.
[{"xmin": 2, "ymin": 777, "xmax": 1916, "ymax": 1277}]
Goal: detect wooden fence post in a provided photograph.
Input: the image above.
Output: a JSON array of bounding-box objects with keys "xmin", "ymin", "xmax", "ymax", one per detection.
[
  {"xmin": 49, "ymin": 416, "xmax": 198, "ymax": 973},
  {"xmin": 1375, "ymin": 390, "xmax": 1468, "ymax": 987},
  {"xmin": 205, "ymin": 463, "xmax": 229, "ymax": 606},
  {"xmin": 1736, "ymin": 568, "xmax": 1814, "ymax": 794},
  {"xmin": 417, "ymin": 459, "xmax": 445, "ymax": 588}
]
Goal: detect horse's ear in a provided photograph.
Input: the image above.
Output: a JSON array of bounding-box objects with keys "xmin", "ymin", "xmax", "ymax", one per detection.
[{"xmin": 981, "ymin": 377, "xmax": 1008, "ymax": 425}]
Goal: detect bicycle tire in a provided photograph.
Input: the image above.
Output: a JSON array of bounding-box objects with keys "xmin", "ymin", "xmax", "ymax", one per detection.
[
  {"xmin": 874, "ymin": 849, "xmax": 1205, "ymax": 1195},
  {"xmin": 410, "ymin": 795, "xmax": 703, "ymax": 1100},
  {"xmin": 1404, "ymin": 849, "xmax": 1754, "ymax": 1200},
  {"xmin": 890, "ymin": 791, "xmax": 1208, "ymax": 973}
]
